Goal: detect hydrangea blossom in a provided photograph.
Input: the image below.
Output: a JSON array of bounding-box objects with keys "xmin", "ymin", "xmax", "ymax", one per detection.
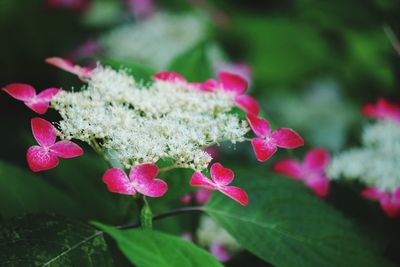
[
  {"xmin": 46, "ymin": 57, "xmax": 93, "ymax": 80},
  {"xmin": 328, "ymin": 120, "xmax": 400, "ymax": 193},
  {"xmin": 100, "ymin": 13, "xmax": 208, "ymax": 70},
  {"xmin": 273, "ymin": 148, "xmax": 330, "ymax": 197},
  {"xmin": 2, "ymin": 84, "xmax": 59, "ymax": 114},
  {"xmin": 51, "ymin": 65, "xmax": 248, "ymax": 170},
  {"xmin": 362, "ymin": 98, "xmax": 400, "ymax": 123}
]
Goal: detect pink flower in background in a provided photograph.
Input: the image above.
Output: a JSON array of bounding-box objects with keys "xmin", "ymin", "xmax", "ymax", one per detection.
[
  {"xmin": 127, "ymin": 0, "xmax": 156, "ymax": 19},
  {"xmin": 46, "ymin": 0, "xmax": 90, "ymax": 11},
  {"xmin": 210, "ymin": 242, "xmax": 231, "ymax": 262},
  {"xmin": 181, "ymin": 232, "xmax": 193, "ymax": 242},
  {"xmin": 362, "ymin": 98, "xmax": 400, "ymax": 123},
  {"xmin": 180, "ymin": 194, "xmax": 192, "ymax": 205},
  {"xmin": 69, "ymin": 39, "xmax": 100, "ymax": 61},
  {"xmin": 27, "ymin": 117, "xmax": 83, "ymax": 172},
  {"xmin": 103, "ymin": 164, "xmax": 168, "ymax": 197},
  {"xmin": 194, "ymin": 188, "xmax": 212, "ymax": 204},
  {"xmin": 247, "ymin": 114, "xmax": 304, "ymax": 162},
  {"xmin": 362, "ymin": 187, "xmax": 400, "ymax": 217},
  {"xmin": 2, "ymin": 84, "xmax": 59, "ymax": 114},
  {"xmin": 46, "ymin": 57, "xmax": 93, "ymax": 80},
  {"xmin": 273, "ymin": 148, "xmax": 330, "ymax": 197},
  {"xmin": 190, "ymin": 162, "xmax": 248, "ymax": 206}
]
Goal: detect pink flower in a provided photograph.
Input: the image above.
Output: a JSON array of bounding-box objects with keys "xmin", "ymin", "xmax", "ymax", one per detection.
[
  {"xmin": 27, "ymin": 117, "xmax": 83, "ymax": 172},
  {"xmin": 194, "ymin": 188, "xmax": 212, "ymax": 204},
  {"xmin": 362, "ymin": 187, "xmax": 400, "ymax": 217},
  {"xmin": 181, "ymin": 232, "xmax": 193, "ymax": 242},
  {"xmin": 102, "ymin": 164, "xmax": 168, "ymax": 197},
  {"xmin": 209, "ymin": 71, "xmax": 260, "ymax": 115},
  {"xmin": 46, "ymin": 0, "xmax": 90, "ymax": 11},
  {"xmin": 273, "ymin": 148, "xmax": 330, "ymax": 197},
  {"xmin": 189, "ymin": 162, "xmax": 248, "ymax": 206},
  {"xmin": 210, "ymin": 242, "xmax": 231, "ymax": 262},
  {"xmin": 180, "ymin": 194, "xmax": 192, "ymax": 205},
  {"xmin": 127, "ymin": 0, "xmax": 156, "ymax": 19},
  {"xmin": 153, "ymin": 71, "xmax": 186, "ymax": 83},
  {"xmin": 69, "ymin": 39, "xmax": 100, "ymax": 61},
  {"xmin": 217, "ymin": 63, "xmax": 252, "ymax": 83},
  {"xmin": 362, "ymin": 98, "xmax": 400, "ymax": 123},
  {"xmin": 247, "ymin": 114, "xmax": 304, "ymax": 162},
  {"xmin": 45, "ymin": 57, "xmax": 93, "ymax": 80},
  {"xmin": 2, "ymin": 84, "xmax": 60, "ymax": 114}
]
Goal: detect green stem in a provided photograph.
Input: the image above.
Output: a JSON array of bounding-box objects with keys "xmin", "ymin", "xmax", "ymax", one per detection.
[
  {"xmin": 140, "ymin": 196, "xmax": 153, "ymax": 229},
  {"xmin": 89, "ymin": 139, "xmax": 114, "ymax": 168}
]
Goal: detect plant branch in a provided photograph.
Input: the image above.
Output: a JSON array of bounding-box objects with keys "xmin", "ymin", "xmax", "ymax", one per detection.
[
  {"xmin": 383, "ymin": 24, "xmax": 400, "ymax": 56},
  {"xmin": 116, "ymin": 206, "xmax": 204, "ymax": 230}
]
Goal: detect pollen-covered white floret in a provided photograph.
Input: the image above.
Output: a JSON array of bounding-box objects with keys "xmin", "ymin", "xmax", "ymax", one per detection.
[
  {"xmin": 197, "ymin": 215, "xmax": 241, "ymax": 252},
  {"xmin": 100, "ymin": 13, "xmax": 209, "ymax": 70},
  {"xmin": 328, "ymin": 120, "xmax": 400, "ymax": 192},
  {"xmin": 51, "ymin": 66, "xmax": 248, "ymax": 170}
]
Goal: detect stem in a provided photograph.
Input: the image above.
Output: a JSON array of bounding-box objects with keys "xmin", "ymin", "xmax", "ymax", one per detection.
[
  {"xmin": 140, "ymin": 196, "xmax": 153, "ymax": 229},
  {"xmin": 384, "ymin": 24, "xmax": 400, "ymax": 56},
  {"xmin": 117, "ymin": 206, "xmax": 204, "ymax": 230},
  {"xmin": 158, "ymin": 164, "xmax": 179, "ymax": 173},
  {"xmin": 89, "ymin": 139, "xmax": 114, "ymax": 168}
]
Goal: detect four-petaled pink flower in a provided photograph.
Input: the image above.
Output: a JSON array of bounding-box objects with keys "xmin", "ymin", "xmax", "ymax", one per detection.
[
  {"xmin": 2, "ymin": 84, "xmax": 60, "ymax": 114},
  {"xmin": 102, "ymin": 164, "xmax": 168, "ymax": 197},
  {"xmin": 273, "ymin": 148, "xmax": 330, "ymax": 198},
  {"xmin": 153, "ymin": 71, "xmax": 186, "ymax": 83},
  {"xmin": 45, "ymin": 57, "xmax": 93, "ymax": 80},
  {"xmin": 27, "ymin": 117, "xmax": 83, "ymax": 172},
  {"xmin": 204, "ymin": 72, "xmax": 260, "ymax": 115},
  {"xmin": 362, "ymin": 187, "xmax": 400, "ymax": 217},
  {"xmin": 190, "ymin": 162, "xmax": 248, "ymax": 206},
  {"xmin": 127, "ymin": 0, "xmax": 156, "ymax": 19},
  {"xmin": 247, "ymin": 114, "xmax": 304, "ymax": 162},
  {"xmin": 362, "ymin": 98, "xmax": 400, "ymax": 123},
  {"xmin": 210, "ymin": 242, "xmax": 231, "ymax": 262}
]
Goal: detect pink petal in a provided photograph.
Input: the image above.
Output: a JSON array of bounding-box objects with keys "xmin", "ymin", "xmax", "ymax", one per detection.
[
  {"xmin": 31, "ymin": 117, "xmax": 57, "ymax": 147},
  {"xmin": 203, "ymin": 146, "xmax": 219, "ymax": 161},
  {"xmin": 189, "ymin": 172, "xmax": 218, "ymax": 190},
  {"xmin": 45, "ymin": 57, "xmax": 93, "ymax": 80},
  {"xmin": 304, "ymin": 176, "xmax": 330, "ymax": 198},
  {"xmin": 27, "ymin": 146, "xmax": 59, "ymax": 172},
  {"xmin": 362, "ymin": 98, "xmax": 400, "ymax": 122},
  {"xmin": 210, "ymin": 243, "xmax": 231, "ymax": 262},
  {"xmin": 102, "ymin": 168, "xmax": 136, "ymax": 195},
  {"xmin": 201, "ymin": 79, "xmax": 220, "ymax": 92},
  {"xmin": 129, "ymin": 163, "xmax": 167, "ymax": 197},
  {"xmin": 127, "ymin": 0, "xmax": 156, "ymax": 19},
  {"xmin": 246, "ymin": 114, "xmax": 270, "ymax": 137},
  {"xmin": 273, "ymin": 160, "xmax": 303, "ymax": 179},
  {"xmin": 37, "ymin": 88, "xmax": 60, "ymax": 101},
  {"xmin": 210, "ymin": 162, "xmax": 234, "ymax": 186},
  {"xmin": 380, "ymin": 198, "xmax": 400, "ymax": 218},
  {"xmin": 234, "ymin": 95, "xmax": 260, "ymax": 115},
  {"xmin": 50, "ymin": 140, "xmax": 83, "ymax": 158},
  {"xmin": 25, "ymin": 100, "xmax": 50, "ymax": 114},
  {"xmin": 2, "ymin": 83, "xmax": 36, "ymax": 101},
  {"xmin": 271, "ymin": 128, "xmax": 304, "ymax": 148},
  {"xmin": 194, "ymin": 188, "xmax": 212, "ymax": 204},
  {"xmin": 219, "ymin": 185, "xmax": 248, "ymax": 206},
  {"xmin": 304, "ymin": 148, "xmax": 330, "ymax": 173},
  {"xmin": 218, "ymin": 71, "xmax": 248, "ymax": 95},
  {"xmin": 251, "ymin": 137, "xmax": 277, "ymax": 162},
  {"xmin": 393, "ymin": 187, "xmax": 400, "ymax": 199},
  {"xmin": 153, "ymin": 72, "xmax": 186, "ymax": 83},
  {"xmin": 361, "ymin": 187, "xmax": 388, "ymax": 200}
]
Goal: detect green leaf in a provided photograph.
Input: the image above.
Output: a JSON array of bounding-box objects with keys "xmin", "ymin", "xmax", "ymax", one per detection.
[
  {"xmin": 0, "ymin": 160, "xmax": 83, "ymax": 219},
  {"xmin": 167, "ymin": 41, "xmax": 213, "ymax": 82},
  {"xmin": 205, "ymin": 170, "xmax": 393, "ymax": 267},
  {"xmin": 93, "ymin": 222, "xmax": 223, "ymax": 267},
  {"xmin": 100, "ymin": 58, "xmax": 156, "ymax": 83},
  {"xmin": 0, "ymin": 213, "xmax": 112, "ymax": 266}
]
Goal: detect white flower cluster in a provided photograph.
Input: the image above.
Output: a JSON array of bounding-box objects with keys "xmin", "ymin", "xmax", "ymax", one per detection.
[
  {"xmin": 197, "ymin": 216, "xmax": 241, "ymax": 252},
  {"xmin": 100, "ymin": 13, "xmax": 210, "ymax": 70},
  {"xmin": 328, "ymin": 120, "xmax": 400, "ymax": 192},
  {"xmin": 51, "ymin": 66, "xmax": 248, "ymax": 170}
]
